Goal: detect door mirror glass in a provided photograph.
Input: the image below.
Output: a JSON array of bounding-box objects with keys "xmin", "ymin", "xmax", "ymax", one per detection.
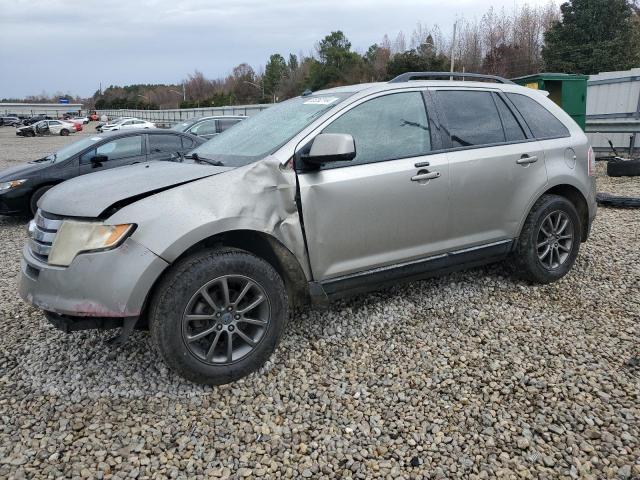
[{"xmin": 305, "ymin": 133, "xmax": 356, "ymax": 166}]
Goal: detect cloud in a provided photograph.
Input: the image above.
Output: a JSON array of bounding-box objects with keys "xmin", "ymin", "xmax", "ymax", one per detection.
[{"xmin": 0, "ymin": 0, "xmax": 561, "ymax": 98}]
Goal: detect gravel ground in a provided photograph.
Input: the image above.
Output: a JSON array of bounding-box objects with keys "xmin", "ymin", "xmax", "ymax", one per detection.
[{"xmin": 0, "ymin": 127, "xmax": 638, "ymax": 479}]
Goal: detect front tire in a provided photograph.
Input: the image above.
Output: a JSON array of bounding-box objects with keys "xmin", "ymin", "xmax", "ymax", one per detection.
[
  {"xmin": 149, "ymin": 248, "xmax": 288, "ymax": 385},
  {"xmin": 30, "ymin": 186, "xmax": 52, "ymax": 216},
  {"xmin": 514, "ymin": 194, "xmax": 581, "ymax": 284}
]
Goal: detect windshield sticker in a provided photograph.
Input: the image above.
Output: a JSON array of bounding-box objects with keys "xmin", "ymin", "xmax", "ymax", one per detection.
[{"xmin": 303, "ymin": 97, "xmax": 339, "ymax": 105}]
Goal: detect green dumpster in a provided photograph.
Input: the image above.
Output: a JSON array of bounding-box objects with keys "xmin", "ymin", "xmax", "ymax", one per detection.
[{"xmin": 511, "ymin": 73, "xmax": 588, "ymax": 131}]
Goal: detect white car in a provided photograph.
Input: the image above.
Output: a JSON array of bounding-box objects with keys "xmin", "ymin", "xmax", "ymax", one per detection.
[
  {"xmin": 100, "ymin": 118, "xmax": 156, "ymax": 132},
  {"xmin": 68, "ymin": 116, "xmax": 89, "ymax": 125},
  {"xmin": 16, "ymin": 120, "xmax": 77, "ymax": 137}
]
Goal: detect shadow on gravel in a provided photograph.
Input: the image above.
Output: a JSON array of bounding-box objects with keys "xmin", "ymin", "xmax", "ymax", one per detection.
[{"xmin": 0, "ymin": 214, "xmax": 30, "ymax": 226}]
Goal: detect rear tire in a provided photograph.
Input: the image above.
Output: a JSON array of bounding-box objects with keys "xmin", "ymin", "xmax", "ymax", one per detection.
[
  {"xmin": 60, "ymin": 129, "xmax": 69, "ymax": 136},
  {"xmin": 30, "ymin": 186, "xmax": 52, "ymax": 216},
  {"xmin": 513, "ymin": 194, "xmax": 581, "ymax": 284},
  {"xmin": 149, "ymin": 248, "xmax": 288, "ymax": 385},
  {"xmin": 607, "ymin": 158, "xmax": 640, "ymax": 177}
]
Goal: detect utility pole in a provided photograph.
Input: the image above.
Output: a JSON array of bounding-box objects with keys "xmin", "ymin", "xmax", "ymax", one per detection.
[{"xmin": 449, "ymin": 20, "xmax": 457, "ymax": 80}]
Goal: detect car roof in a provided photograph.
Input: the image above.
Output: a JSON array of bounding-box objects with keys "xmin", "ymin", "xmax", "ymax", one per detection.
[
  {"xmin": 95, "ymin": 129, "xmax": 199, "ymax": 139},
  {"xmin": 311, "ymin": 79, "xmax": 533, "ymax": 97},
  {"xmin": 185, "ymin": 115, "xmax": 246, "ymax": 121}
]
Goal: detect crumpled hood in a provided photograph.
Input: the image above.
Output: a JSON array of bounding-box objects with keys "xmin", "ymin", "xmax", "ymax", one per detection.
[{"xmin": 40, "ymin": 161, "xmax": 232, "ymax": 217}]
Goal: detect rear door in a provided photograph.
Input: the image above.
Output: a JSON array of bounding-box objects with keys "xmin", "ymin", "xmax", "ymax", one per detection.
[
  {"xmin": 78, "ymin": 134, "xmax": 146, "ymax": 174},
  {"xmin": 216, "ymin": 118, "xmax": 242, "ymax": 135},
  {"xmin": 297, "ymin": 90, "xmax": 450, "ymax": 281},
  {"xmin": 147, "ymin": 133, "xmax": 184, "ymax": 162},
  {"xmin": 432, "ymin": 88, "xmax": 547, "ymax": 249}
]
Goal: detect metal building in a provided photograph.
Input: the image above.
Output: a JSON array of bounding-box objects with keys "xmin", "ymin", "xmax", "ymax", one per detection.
[
  {"xmin": 585, "ymin": 68, "xmax": 640, "ymax": 157},
  {"xmin": 0, "ymin": 103, "xmax": 83, "ymax": 118}
]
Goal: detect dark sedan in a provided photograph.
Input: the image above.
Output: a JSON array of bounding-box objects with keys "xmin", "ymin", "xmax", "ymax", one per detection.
[
  {"xmin": 0, "ymin": 130, "xmax": 205, "ymax": 217},
  {"xmin": 23, "ymin": 115, "xmax": 52, "ymax": 126},
  {"xmin": 0, "ymin": 116, "xmax": 21, "ymax": 127}
]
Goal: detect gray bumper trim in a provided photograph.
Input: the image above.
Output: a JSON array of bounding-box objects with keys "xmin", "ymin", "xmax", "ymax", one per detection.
[{"xmin": 19, "ymin": 238, "xmax": 169, "ymax": 318}]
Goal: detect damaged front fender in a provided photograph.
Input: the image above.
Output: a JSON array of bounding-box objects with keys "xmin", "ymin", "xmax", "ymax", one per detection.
[{"xmin": 106, "ymin": 156, "xmax": 311, "ymax": 280}]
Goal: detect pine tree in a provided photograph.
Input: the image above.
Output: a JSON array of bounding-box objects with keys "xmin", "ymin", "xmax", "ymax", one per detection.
[{"xmin": 542, "ymin": 0, "xmax": 640, "ymax": 74}]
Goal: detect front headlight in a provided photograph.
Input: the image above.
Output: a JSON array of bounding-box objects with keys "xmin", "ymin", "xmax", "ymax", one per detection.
[
  {"xmin": 48, "ymin": 221, "xmax": 134, "ymax": 266},
  {"xmin": 0, "ymin": 179, "xmax": 27, "ymax": 191}
]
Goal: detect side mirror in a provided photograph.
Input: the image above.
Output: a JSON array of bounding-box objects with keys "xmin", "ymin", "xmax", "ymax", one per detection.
[
  {"xmin": 303, "ymin": 133, "xmax": 356, "ymax": 166},
  {"xmin": 91, "ymin": 154, "xmax": 108, "ymax": 167}
]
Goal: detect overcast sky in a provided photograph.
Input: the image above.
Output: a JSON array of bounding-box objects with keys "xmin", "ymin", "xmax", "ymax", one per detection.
[{"xmin": 0, "ymin": 0, "xmax": 561, "ymax": 98}]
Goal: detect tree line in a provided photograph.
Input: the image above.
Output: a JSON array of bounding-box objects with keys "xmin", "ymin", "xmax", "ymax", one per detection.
[{"xmin": 21, "ymin": 0, "xmax": 640, "ymax": 109}]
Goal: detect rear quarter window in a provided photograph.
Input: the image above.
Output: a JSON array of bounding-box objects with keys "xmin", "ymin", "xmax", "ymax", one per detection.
[{"xmin": 506, "ymin": 93, "xmax": 570, "ymax": 139}]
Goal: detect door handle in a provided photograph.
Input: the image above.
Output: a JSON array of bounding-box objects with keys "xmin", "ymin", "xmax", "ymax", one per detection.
[
  {"xmin": 411, "ymin": 171, "xmax": 440, "ymax": 182},
  {"xmin": 516, "ymin": 155, "xmax": 538, "ymax": 165}
]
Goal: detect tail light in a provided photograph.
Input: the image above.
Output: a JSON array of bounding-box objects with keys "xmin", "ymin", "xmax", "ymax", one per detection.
[{"xmin": 587, "ymin": 146, "xmax": 595, "ymax": 176}]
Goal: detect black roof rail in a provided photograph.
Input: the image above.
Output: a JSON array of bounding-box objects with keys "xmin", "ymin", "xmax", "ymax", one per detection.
[{"xmin": 388, "ymin": 72, "xmax": 516, "ymax": 85}]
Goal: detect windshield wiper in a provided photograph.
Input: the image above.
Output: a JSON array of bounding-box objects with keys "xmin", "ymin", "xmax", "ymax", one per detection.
[
  {"xmin": 188, "ymin": 152, "xmax": 224, "ymax": 166},
  {"xmin": 32, "ymin": 155, "xmax": 53, "ymax": 163}
]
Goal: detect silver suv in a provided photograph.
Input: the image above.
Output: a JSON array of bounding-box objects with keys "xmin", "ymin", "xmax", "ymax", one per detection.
[{"xmin": 19, "ymin": 72, "xmax": 597, "ymax": 385}]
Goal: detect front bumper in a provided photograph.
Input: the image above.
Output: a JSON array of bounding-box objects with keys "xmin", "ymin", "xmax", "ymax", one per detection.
[
  {"xmin": 0, "ymin": 187, "xmax": 30, "ymax": 215},
  {"xmin": 19, "ymin": 237, "xmax": 169, "ymax": 318}
]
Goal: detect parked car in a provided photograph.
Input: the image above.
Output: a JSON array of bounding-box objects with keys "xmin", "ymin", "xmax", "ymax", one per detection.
[
  {"xmin": 171, "ymin": 115, "xmax": 245, "ymax": 140},
  {"xmin": 0, "ymin": 130, "xmax": 204, "ymax": 216},
  {"xmin": 0, "ymin": 116, "xmax": 21, "ymax": 127},
  {"xmin": 18, "ymin": 72, "xmax": 597, "ymax": 385},
  {"xmin": 100, "ymin": 118, "xmax": 155, "ymax": 132},
  {"xmin": 68, "ymin": 116, "xmax": 90, "ymax": 125},
  {"xmin": 16, "ymin": 120, "xmax": 77, "ymax": 137},
  {"xmin": 89, "ymin": 112, "xmax": 99, "ymax": 121},
  {"xmin": 23, "ymin": 115, "xmax": 51, "ymax": 125},
  {"xmin": 95, "ymin": 116, "xmax": 133, "ymax": 132}
]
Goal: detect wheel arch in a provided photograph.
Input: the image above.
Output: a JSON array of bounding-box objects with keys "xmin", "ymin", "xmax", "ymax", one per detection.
[
  {"xmin": 140, "ymin": 230, "xmax": 309, "ymax": 326},
  {"xmin": 519, "ymin": 183, "xmax": 590, "ymax": 242},
  {"xmin": 30, "ymin": 182, "xmax": 62, "ymax": 213}
]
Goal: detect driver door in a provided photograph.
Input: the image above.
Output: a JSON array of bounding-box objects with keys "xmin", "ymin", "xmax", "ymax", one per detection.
[
  {"xmin": 78, "ymin": 134, "xmax": 146, "ymax": 174},
  {"xmin": 35, "ymin": 121, "xmax": 50, "ymax": 136},
  {"xmin": 297, "ymin": 90, "xmax": 450, "ymax": 282}
]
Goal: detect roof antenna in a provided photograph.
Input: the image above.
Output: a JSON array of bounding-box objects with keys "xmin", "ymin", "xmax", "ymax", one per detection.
[{"xmin": 302, "ymin": 89, "xmax": 312, "ymax": 96}]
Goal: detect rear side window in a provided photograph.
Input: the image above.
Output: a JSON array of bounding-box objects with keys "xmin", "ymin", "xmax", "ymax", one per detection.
[
  {"xmin": 436, "ymin": 91, "xmax": 504, "ymax": 147},
  {"xmin": 217, "ymin": 118, "xmax": 241, "ymax": 133},
  {"xmin": 506, "ymin": 93, "xmax": 570, "ymax": 139},
  {"xmin": 495, "ymin": 95, "xmax": 526, "ymax": 142},
  {"xmin": 149, "ymin": 134, "xmax": 182, "ymax": 153},
  {"xmin": 322, "ymin": 91, "xmax": 431, "ymax": 167}
]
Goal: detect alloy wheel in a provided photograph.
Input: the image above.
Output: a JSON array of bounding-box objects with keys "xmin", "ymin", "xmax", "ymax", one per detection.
[
  {"xmin": 536, "ymin": 210, "xmax": 574, "ymax": 270},
  {"xmin": 181, "ymin": 275, "xmax": 270, "ymax": 365}
]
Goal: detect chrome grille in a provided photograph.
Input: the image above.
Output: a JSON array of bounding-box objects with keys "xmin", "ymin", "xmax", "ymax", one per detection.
[{"xmin": 27, "ymin": 210, "xmax": 62, "ymax": 263}]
